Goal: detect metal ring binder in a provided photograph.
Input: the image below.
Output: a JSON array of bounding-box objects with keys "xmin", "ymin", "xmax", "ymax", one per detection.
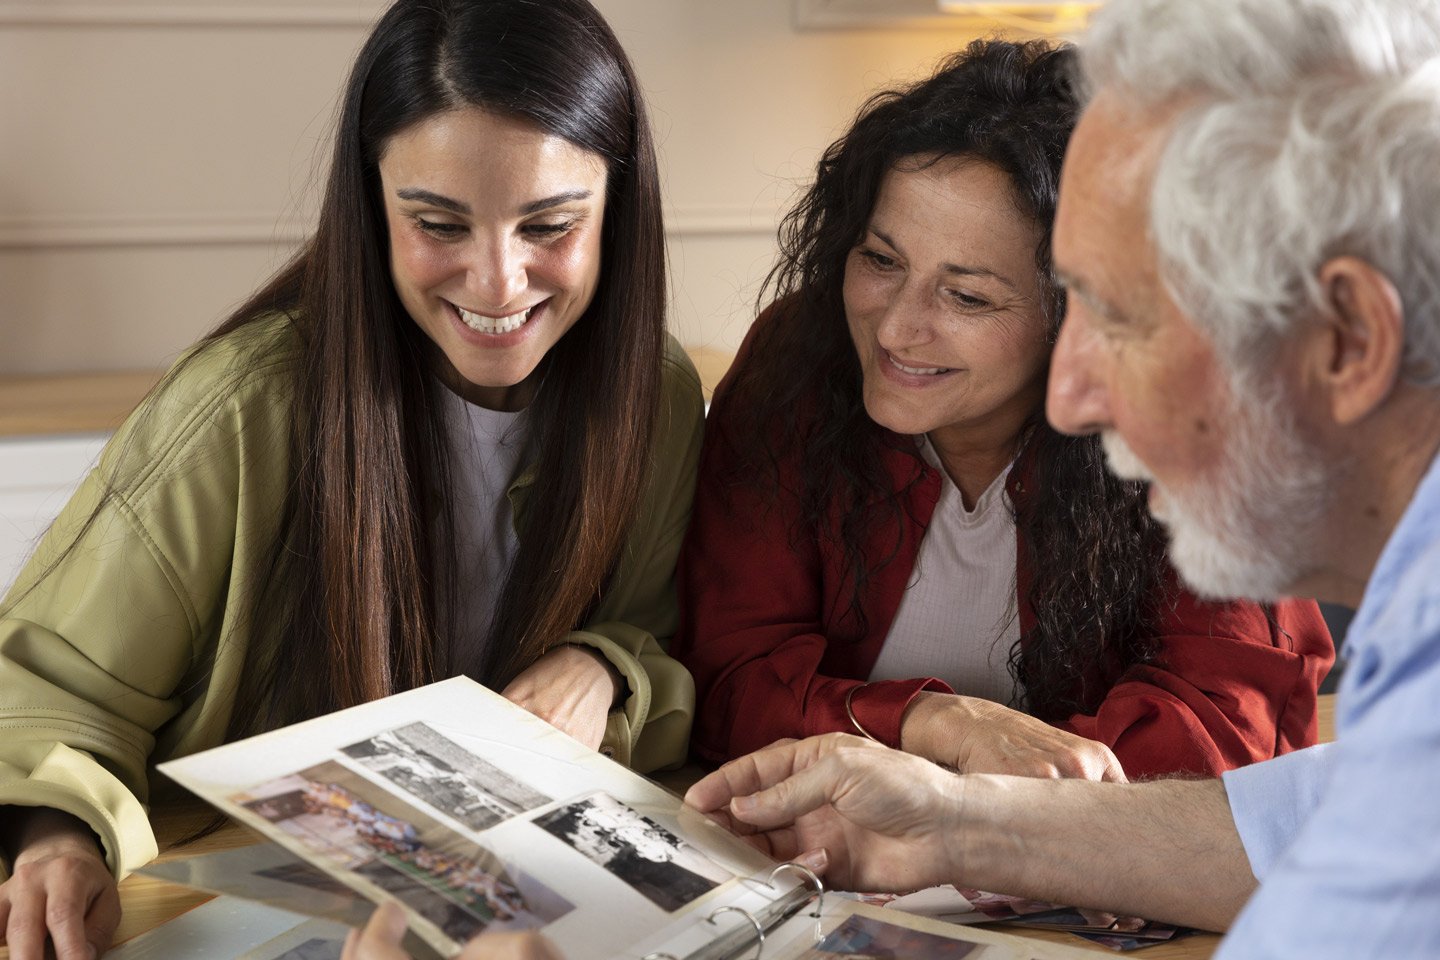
[
  {"xmin": 766, "ymin": 862, "xmax": 824, "ymax": 918},
  {"xmin": 707, "ymin": 906, "xmax": 765, "ymax": 960}
]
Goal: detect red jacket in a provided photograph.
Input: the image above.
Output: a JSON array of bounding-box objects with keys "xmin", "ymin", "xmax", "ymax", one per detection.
[{"xmin": 675, "ymin": 350, "xmax": 1334, "ymax": 780}]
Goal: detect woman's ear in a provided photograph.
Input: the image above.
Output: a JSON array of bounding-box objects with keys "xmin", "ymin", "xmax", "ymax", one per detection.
[{"xmin": 1315, "ymin": 255, "xmax": 1406, "ymax": 426}]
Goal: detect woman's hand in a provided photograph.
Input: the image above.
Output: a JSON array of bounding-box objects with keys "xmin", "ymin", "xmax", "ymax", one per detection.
[
  {"xmin": 342, "ymin": 901, "xmax": 563, "ymax": 960},
  {"xmin": 0, "ymin": 807, "xmax": 120, "ymax": 960},
  {"xmin": 899, "ymin": 691, "xmax": 1126, "ymax": 782},
  {"xmin": 501, "ymin": 644, "xmax": 622, "ymax": 750},
  {"xmin": 685, "ymin": 734, "xmax": 969, "ymax": 893}
]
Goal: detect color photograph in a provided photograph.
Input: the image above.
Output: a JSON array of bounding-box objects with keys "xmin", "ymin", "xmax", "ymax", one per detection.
[
  {"xmin": 797, "ymin": 913, "xmax": 980, "ymax": 959},
  {"xmin": 235, "ymin": 761, "xmax": 573, "ymax": 946}
]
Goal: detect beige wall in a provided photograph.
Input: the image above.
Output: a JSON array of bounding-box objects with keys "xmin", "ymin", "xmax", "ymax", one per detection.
[{"xmin": 0, "ymin": 0, "xmax": 1036, "ymax": 375}]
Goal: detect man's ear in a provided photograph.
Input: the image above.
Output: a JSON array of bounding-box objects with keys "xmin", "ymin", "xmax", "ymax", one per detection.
[{"xmin": 1316, "ymin": 256, "xmax": 1405, "ymax": 425}]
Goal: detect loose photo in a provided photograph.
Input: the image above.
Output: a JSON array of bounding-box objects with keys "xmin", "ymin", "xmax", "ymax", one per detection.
[
  {"xmin": 532, "ymin": 792, "xmax": 732, "ymax": 912},
  {"xmin": 234, "ymin": 761, "xmax": 572, "ymax": 946},
  {"xmin": 342, "ymin": 722, "xmax": 552, "ymax": 832},
  {"xmin": 795, "ymin": 913, "xmax": 980, "ymax": 959}
]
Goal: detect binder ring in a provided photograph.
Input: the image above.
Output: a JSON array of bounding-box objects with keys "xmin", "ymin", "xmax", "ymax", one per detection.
[
  {"xmin": 707, "ymin": 905, "xmax": 765, "ymax": 960},
  {"xmin": 767, "ymin": 861, "xmax": 825, "ymax": 918},
  {"xmin": 641, "ymin": 954, "xmax": 679, "ymax": 960}
]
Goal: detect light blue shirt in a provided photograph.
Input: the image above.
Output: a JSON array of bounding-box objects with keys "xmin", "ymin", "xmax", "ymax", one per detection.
[{"xmin": 1219, "ymin": 451, "xmax": 1440, "ymax": 958}]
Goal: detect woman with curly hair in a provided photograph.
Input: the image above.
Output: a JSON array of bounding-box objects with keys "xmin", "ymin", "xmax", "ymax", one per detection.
[{"xmin": 675, "ymin": 39, "xmax": 1332, "ymax": 781}]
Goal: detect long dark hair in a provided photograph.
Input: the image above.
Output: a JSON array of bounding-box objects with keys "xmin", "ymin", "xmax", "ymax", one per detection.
[
  {"xmin": 728, "ymin": 39, "xmax": 1169, "ymax": 720},
  {"xmin": 204, "ymin": 0, "xmax": 667, "ymax": 731}
]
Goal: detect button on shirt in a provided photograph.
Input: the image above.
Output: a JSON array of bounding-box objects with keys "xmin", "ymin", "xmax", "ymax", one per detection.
[{"xmin": 1218, "ymin": 452, "xmax": 1440, "ymax": 958}]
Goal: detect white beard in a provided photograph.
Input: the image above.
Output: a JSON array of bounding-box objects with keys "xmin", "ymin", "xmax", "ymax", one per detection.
[{"xmin": 1100, "ymin": 387, "xmax": 1331, "ymax": 602}]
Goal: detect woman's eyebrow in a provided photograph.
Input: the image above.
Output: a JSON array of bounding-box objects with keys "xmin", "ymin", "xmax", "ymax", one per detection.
[
  {"xmin": 395, "ymin": 187, "xmax": 470, "ymax": 215},
  {"xmin": 520, "ymin": 189, "xmax": 594, "ymax": 215}
]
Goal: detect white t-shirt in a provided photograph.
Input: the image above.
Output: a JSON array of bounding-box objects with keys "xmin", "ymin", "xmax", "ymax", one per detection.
[
  {"xmin": 440, "ymin": 388, "xmax": 528, "ymax": 673},
  {"xmin": 867, "ymin": 435, "xmax": 1022, "ymax": 707}
]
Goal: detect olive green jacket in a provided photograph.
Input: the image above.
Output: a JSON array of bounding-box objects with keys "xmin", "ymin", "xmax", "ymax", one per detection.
[{"xmin": 0, "ymin": 317, "xmax": 702, "ymax": 880}]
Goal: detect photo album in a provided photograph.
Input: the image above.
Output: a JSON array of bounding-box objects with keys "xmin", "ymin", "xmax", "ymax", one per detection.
[{"xmin": 156, "ymin": 677, "xmax": 1097, "ymax": 960}]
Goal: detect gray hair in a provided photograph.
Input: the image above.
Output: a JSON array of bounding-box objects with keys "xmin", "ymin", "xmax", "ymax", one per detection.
[{"xmin": 1079, "ymin": 0, "xmax": 1440, "ymax": 385}]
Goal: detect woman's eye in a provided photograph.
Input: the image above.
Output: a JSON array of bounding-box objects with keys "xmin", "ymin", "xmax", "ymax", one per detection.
[
  {"xmin": 859, "ymin": 249, "xmax": 897, "ymax": 269},
  {"xmin": 416, "ymin": 218, "xmax": 466, "ymax": 238},
  {"xmin": 522, "ymin": 221, "xmax": 575, "ymax": 240},
  {"xmin": 950, "ymin": 290, "xmax": 991, "ymax": 309}
]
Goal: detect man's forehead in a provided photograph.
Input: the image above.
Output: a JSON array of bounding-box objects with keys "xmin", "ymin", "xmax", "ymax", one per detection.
[{"xmin": 1054, "ymin": 90, "xmax": 1180, "ymax": 303}]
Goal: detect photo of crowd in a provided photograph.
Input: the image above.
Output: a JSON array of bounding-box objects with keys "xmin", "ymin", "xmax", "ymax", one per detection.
[
  {"xmin": 342, "ymin": 722, "xmax": 552, "ymax": 833},
  {"xmin": 533, "ymin": 792, "xmax": 732, "ymax": 913},
  {"xmin": 236, "ymin": 761, "xmax": 572, "ymax": 946}
]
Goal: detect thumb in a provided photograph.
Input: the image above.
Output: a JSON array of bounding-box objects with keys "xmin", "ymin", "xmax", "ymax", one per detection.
[{"xmin": 361, "ymin": 900, "xmax": 409, "ymax": 947}]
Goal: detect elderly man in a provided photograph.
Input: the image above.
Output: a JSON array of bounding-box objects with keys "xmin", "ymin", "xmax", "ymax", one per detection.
[{"xmin": 686, "ymin": 0, "xmax": 1440, "ymax": 956}]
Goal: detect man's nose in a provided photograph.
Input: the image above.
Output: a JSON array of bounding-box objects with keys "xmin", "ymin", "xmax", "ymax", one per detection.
[{"xmin": 1046, "ymin": 306, "xmax": 1111, "ymax": 436}]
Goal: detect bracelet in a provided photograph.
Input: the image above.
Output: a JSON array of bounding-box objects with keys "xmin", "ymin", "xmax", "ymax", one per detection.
[{"xmin": 844, "ymin": 684, "xmax": 882, "ymax": 743}]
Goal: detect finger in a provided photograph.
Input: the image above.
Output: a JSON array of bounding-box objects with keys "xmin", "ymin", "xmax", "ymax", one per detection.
[
  {"xmin": 356, "ymin": 900, "xmax": 409, "ymax": 955},
  {"xmin": 46, "ymin": 876, "xmax": 99, "ymax": 960},
  {"xmin": 794, "ymin": 847, "xmax": 831, "ymax": 877},
  {"xmin": 729, "ymin": 753, "xmax": 848, "ymax": 829},
  {"xmin": 83, "ymin": 882, "xmax": 122, "ymax": 959},
  {"xmin": 6, "ymin": 885, "xmax": 47, "ymax": 960},
  {"xmin": 342, "ymin": 928, "xmax": 361, "ymax": 960},
  {"xmin": 686, "ymin": 740, "xmax": 812, "ymax": 812},
  {"xmin": 0, "ymin": 891, "xmax": 11, "ymax": 945}
]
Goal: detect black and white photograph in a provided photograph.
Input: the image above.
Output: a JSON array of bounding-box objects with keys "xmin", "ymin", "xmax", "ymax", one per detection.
[
  {"xmin": 532, "ymin": 792, "xmax": 733, "ymax": 913},
  {"xmin": 342, "ymin": 722, "xmax": 552, "ymax": 832}
]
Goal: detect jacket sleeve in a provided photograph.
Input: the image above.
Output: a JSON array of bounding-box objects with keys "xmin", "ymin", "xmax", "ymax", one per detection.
[
  {"xmin": 1053, "ymin": 591, "xmax": 1334, "ymax": 779},
  {"xmin": 566, "ymin": 342, "xmax": 705, "ymax": 773},
  {"xmin": 673, "ymin": 361, "xmax": 946, "ymax": 765},
  {"xmin": 0, "ymin": 348, "xmax": 290, "ymax": 880}
]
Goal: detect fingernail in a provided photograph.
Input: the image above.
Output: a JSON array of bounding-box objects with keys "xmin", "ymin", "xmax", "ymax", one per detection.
[
  {"xmin": 732, "ymin": 794, "xmax": 758, "ymax": 813},
  {"xmin": 803, "ymin": 849, "xmax": 829, "ymax": 870}
]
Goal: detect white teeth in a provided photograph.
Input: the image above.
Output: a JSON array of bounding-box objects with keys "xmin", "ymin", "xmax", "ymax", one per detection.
[
  {"xmin": 889, "ymin": 354, "xmax": 950, "ymax": 375},
  {"xmin": 458, "ymin": 304, "xmax": 534, "ymax": 334}
]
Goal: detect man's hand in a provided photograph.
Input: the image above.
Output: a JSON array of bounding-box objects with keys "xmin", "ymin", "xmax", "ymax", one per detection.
[
  {"xmin": 342, "ymin": 901, "xmax": 563, "ymax": 960},
  {"xmin": 502, "ymin": 644, "xmax": 622, "ymax": 750},
  {"xmin": 684, "ymin": 734, "xmax": 967, "ymax": 892},
  {"xmin": 900, "ymin": 691, "xmax": 1126, "ymax": 782},
  {"xmin": 0, "ymin": 807, "xmax": 120, "ymax": 960}
]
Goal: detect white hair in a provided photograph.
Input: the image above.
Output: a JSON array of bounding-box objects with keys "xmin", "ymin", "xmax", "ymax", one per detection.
[{"xmin": 1080, "ymin": 0, "xmax": 1440, "ymax": 385}]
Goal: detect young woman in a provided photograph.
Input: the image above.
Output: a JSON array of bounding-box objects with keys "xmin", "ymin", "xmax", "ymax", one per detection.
[
  {"xmin": 0, "ymin": 2, "xmax": 701, "ymax": 957},
  {"xmin": 675, "ymin": 40, "xmax": 1333, "ymax": 782}
]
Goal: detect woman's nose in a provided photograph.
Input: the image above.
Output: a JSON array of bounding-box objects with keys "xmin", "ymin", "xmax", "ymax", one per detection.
[
  {"xmin": 874, "ymin": 282, "xmax": 934, "ymax": 352},
  {"xmin": 468, "ymin": 239, "xmax": 527, "ymax": 309}
]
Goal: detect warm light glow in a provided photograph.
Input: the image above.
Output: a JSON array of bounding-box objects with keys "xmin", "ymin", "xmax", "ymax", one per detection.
[{"xmin": 936, "ymin": 0, "xmax": 1099, "ymax": 36}]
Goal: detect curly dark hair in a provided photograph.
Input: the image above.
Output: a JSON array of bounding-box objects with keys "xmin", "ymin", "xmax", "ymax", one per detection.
[{"xmin": 726, "ymin": 38, "xmax": 1172, "ymax": 720}]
